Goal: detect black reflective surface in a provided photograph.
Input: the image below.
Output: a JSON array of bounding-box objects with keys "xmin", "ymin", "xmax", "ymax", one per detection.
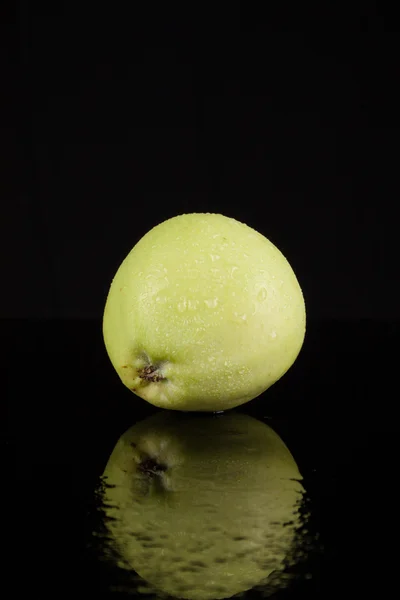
[{"xmin": 4, "ymin": 319, "xmax": 397, "ymax": 597}]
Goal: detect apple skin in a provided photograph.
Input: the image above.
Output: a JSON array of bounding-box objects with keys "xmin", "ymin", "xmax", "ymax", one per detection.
[
  {"xmin": 103, "ymin": 213, "xmax": 306, "ymax": 411},
  {"xmin": 101, "ymin": 411, "xmax": 305, "ymax": 600}
]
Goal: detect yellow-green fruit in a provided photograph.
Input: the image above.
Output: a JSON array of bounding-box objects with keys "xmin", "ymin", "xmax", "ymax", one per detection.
[
  {"xmin": 101, "ymin": 411, "xmax": 305, "ymax": 600},
  {"xmin": 103, "ymin": 213, "xmax": 306, "ymax": 411}
]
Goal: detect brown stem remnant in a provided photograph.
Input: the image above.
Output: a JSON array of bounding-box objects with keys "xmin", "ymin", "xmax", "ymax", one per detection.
[{"xmin": 138, "ymin": 364, "xmax": 165, "ymax": 383}]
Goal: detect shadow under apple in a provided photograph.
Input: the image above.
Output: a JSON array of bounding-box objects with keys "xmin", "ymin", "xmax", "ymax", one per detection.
[{"xmin": 99, "ymin": 410, "xmax": 306, "ymax": 599}]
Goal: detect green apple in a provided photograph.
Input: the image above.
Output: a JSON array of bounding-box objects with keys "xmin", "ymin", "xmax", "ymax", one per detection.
[
  {"xmin": 100, "ymin": 411, "xmax": 305, "ymax": 600},
  {"xmin": 103, "ymin": 213, "xmax": 306, "ymax": 411}
]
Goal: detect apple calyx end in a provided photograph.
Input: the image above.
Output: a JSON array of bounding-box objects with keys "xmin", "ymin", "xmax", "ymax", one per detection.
[
  {"xmin": 137, "ymin": 456, "xmax": 168, "ymax": 476},
  {"xmin": 138, "ymin": 364, "xmax": 165, "ymax": 383}
]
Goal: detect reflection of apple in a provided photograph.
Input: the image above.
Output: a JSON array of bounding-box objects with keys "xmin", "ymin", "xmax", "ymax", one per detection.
[
  {"xmin": 103, "ymin": 213, "xmax": 306, "ymax": 412},
  {"xmin": 101, "ymin": 411, "xmax": 304, "ymax": 599}
]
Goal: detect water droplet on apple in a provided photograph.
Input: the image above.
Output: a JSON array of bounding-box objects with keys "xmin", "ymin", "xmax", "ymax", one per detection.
[
  {"xmin": 234, "ymin": 312, "xmax": 247, "ymax": 322},
  {"xmin": 177, "ymin": 298, "xmax": 187, "ymax": 312},
  {"xmin": 188, "ymin": 299, "xmax": 199, "ymax": 310},
  {"xmin": 209, "ymin": 254, "xmax": 220, "ymax": 262},
  {"xmin": 204, "ymin": 298, "xmax": 218, "ymax": 308},
  {"xmin": 257, "ymin": 287, "xmax": 268, "ymax": 302},
  {"xmin": 270, "ymin": 331, "xmax": 277, "ymax": 339}
]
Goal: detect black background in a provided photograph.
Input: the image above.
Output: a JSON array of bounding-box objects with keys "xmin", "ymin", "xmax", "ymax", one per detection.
[{"xmin": 3, "ymin": 2, "xmax": 398, "ymax": 598}]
